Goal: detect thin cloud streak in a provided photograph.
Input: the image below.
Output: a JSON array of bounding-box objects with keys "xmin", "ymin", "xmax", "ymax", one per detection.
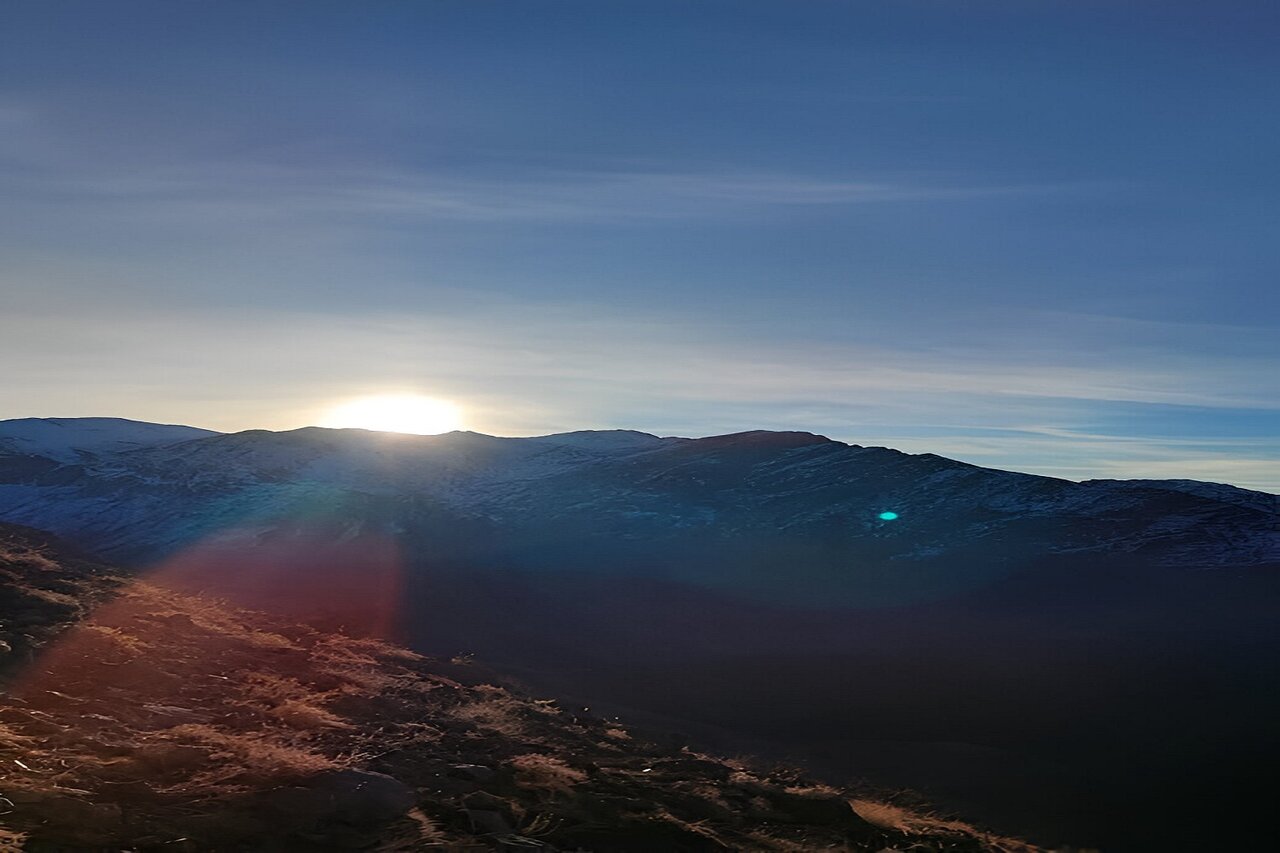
[
  {"xmin": 3, "ymin": 301, "xmax": 1275, "ymax": 491},
  {"xmin": 0, "ymin": 105, "xmax": 1079, "ymax": 227},
  {"xmin": 1, "ymin": 163, "xmax": 1063, "ymax": 224},
  {"xmin": 4, "ymin": 301, "xmax": 1273, "ymax": 413}
]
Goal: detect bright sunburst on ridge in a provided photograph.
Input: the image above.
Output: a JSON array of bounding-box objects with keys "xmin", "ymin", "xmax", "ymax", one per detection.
[{"xmin": 320, "ymin": 394, "xmax": 463, "ymax": 435}]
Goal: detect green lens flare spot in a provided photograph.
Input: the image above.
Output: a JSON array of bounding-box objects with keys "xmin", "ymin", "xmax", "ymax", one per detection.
[{"xmin": 878, "ymin": 511, "xmax": 899, "ymax": 521}]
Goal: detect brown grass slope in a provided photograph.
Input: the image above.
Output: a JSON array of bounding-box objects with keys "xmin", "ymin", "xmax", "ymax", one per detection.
[{"xmin": 0, "ymin": 523, "xmax": 1039, "ymax": 851}]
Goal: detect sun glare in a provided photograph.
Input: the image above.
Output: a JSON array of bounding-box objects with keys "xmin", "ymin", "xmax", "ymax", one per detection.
[{"xmin": 320, "ymin": 394, "xmax": 463, "ymax": 435}]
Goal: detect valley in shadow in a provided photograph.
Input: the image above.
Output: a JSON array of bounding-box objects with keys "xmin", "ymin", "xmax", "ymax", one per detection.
[{"xmin": 393, "ymin": 558, "xmax": 1280, "ymax": 851}]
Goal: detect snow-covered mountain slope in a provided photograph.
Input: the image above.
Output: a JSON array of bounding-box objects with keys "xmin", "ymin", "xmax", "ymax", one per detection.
[
  {"xmin": 0, "ymin": 417, "xmax": 219, "ymax": 463},
  {"xmin": 0, "ymin": 419, "xmax": 1275, "ymax": 604},
  {"xmin": 524, "ymin": 429, "xmax": 675, "ymax": 452},
  {"xmin": 1082, "ymin": 477, "xmax": 1278, "ymax": 514}
]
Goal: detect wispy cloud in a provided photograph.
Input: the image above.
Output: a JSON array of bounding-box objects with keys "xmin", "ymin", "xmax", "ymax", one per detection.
[
  {"xmin": 0, "ymin": 158, "xmax": 1059, "ymax": 225},
  {"xmin": 3, "ymin": 300, "xmax": 1276, "ymax": 491},
  {"xmin": 0, "ymin": 100, "xmax": 1072, "ymax": 226}
]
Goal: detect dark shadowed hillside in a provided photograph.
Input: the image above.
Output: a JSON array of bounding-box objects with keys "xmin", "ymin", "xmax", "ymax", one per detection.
[{"xmin": 0, "ymin": 523, "xmax": 1037, "ymax": 851}]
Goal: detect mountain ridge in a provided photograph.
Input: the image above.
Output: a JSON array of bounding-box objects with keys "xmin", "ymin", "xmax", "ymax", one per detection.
[
  {"xmin": 0, "ymin": 417, "xmax": 220, "ymax": 463},
  {"xmin": 5, "ymin": 416, "xmax": 1274, "ymax": 496},
  {"xmin": 0, "ymin": 418, "xmax": 1274, "ymax": 587}
]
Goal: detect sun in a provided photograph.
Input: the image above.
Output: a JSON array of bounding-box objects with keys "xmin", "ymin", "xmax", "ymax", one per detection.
[{"xmin": 320, "ymin": 394, "xmax": 463, "ymax": 436}]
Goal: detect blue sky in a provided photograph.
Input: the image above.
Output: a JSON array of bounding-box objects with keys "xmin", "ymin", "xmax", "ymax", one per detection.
[{"xmin": 2, "ymin": 1, "xmax": 1277, "ymax": 491}]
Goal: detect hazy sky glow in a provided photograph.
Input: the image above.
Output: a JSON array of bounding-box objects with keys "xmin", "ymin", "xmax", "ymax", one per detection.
[{"xmin": 2, "ymin": 1, "xmax": 1277, "ymax": 491}]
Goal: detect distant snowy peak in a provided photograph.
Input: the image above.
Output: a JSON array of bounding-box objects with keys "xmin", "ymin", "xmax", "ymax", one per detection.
[
  {"xmin": 687, "ymin": 430, "xmax": 835, "ymax": 450},
  {"xmin": 525, "ymin": 430, "xmax": 672, "ymax": 451},
  {"xmin": 0, "ymin": 418, "xmax": 220, "ymax": 463},
  {"xmin": 1085, "ymin": 478, "xmax": 1278, "ymax": 514},
  {"xmin": 522, "ymin": 429, "xmax": 835, "ymax": 455}
]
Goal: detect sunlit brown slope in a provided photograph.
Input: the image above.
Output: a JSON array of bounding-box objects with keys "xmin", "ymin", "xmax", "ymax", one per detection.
[{"xmin": 0, "ymin": 523, "xmax": 1037, "ymax": 851}]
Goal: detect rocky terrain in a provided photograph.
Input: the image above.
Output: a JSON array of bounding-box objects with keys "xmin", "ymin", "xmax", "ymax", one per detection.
[{"xmin": 0, "ymin": 522, "xmax": 1036, "ymax": 851}]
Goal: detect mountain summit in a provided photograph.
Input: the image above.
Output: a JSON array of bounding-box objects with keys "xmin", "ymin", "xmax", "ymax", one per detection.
[{"xmin": 0, "ymin": 417, "xmax": 218, "ymax": 463}]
